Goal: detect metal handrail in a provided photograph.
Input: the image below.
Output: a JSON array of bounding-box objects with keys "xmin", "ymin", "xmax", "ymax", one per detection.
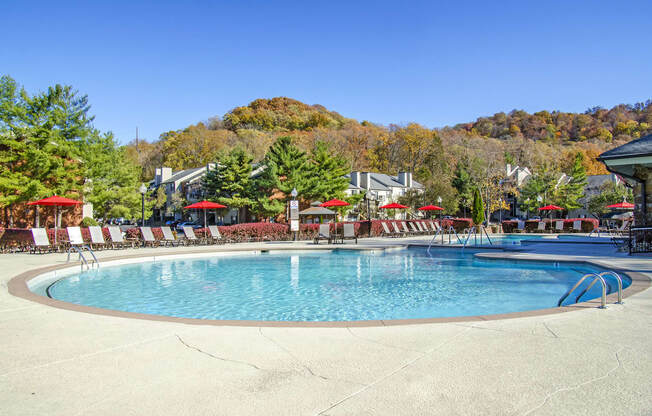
[
  {"xmin": 66, "ymin": 245, "xmax": 100, "ymax": 270},
  {"xmin": 598, "ymin": 271, "xmax": 623, "ymax": 304},
  {"xmin": 427, "ymin": 225, "xmax": 464, "ymax": 252},
  {"xmin": 558, "ymin": 273, "xmax": 607, "ymax": 309}
]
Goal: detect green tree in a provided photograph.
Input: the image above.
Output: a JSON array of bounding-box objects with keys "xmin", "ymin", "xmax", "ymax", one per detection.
[
  {"xmin": 452, "ymin": 162, "xmax": 473, "ymax": 217},
  {"xmin": 586, "ymin": 182, "xmax": 633, "ymax": 219},
  {"xmin": 154, "ymin": 186, "xmax": 167, "ymax": 222},
  {"xmin": 518, "ymin": 169, "xmax": 559, "ymax": 215},
  {"xmin": 557, "ymin": 152, "xmax": 587, "ymax": 211},
  {"xmin": 307, "ymin": 141, "xmax": 350, "ymax": 200},
  {"xmin": 202, "ymin": 147, "xmax": 254, "ymax": 222},
  {"xmin": 471, "ymin": 188, "xmax": 485, "ymax": 225}
]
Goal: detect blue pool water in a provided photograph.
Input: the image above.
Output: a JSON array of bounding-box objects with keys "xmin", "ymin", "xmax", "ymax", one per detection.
[{"xmin": 38, "ymin": 248, "xmax": 628, "ymax": 321}]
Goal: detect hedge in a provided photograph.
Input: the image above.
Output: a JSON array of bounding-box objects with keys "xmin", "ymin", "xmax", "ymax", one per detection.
[{"xmin": 501, "ymin": 218, "xmax": 598, "ymax": 233}]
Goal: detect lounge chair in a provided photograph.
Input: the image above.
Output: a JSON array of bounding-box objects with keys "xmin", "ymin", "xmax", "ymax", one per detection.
[
  {"xmin": 429, "ymin": 221, "xmax": 440, "ymax": 233},
  {"xmin": 408, "ymin": 222, "xmax": 421, "ymax": 234},
  {"xmin": 160, "ymin": 226, "xmax": 181, "ymax": 246},
  {"xmin": 140, "ymin": 226, "xmax": 159, "ymax": 247},
  {"xmin": 391, "ymin": 222, "xmax": 404, "ymax": 237},
  {"xmin": 380, "ymin": 222, "xmax": 393, "ymax": 237},
  {"xmin": 66, "ymin": 226, "xmax": 86, "ymax": 248},
  {"xmin": 572, "ymin": 220, "xmax": 582, "ymax": 233},
  {"xmin": 30, "ymin": 228, "xmax": 53, "ymax": 253},
  {"xmin": 341, "ymin": 223, "xmax": 357, "ymax": 244},
  {"xmin": 536, "ymin": 221, "xmax": 546, "ymax": 233},
  {"xmin": 400, "ymin": 221, "xmax": 412, "ymax": 235},
  {"xmin": 208, "ymin": 225, "xmax": 225, "ymax": 244},
  {"xmin": 515, "ymin": 220, "xmax": 526, "ymax": 233},
  {"xmin": 182, "ymin": 226, "xmax": 201, "ymax": 245},
  {"xmin": 88, "ymin": 226, "xmax": 107, "ymax": 250},
  {"xmin": 107, "ymin": 226, "xmax": 132, "ymax": 249},
  {"xmin": 555, "ymin": 220, "xmax": 564, "ymax": 232},
  {"xmin": 419, "ymin": 221, "xmax": 432, "ymax": 234},
  {"xmin": 314, "ymin": 224, "xmax": 332, "ymax": 244}
]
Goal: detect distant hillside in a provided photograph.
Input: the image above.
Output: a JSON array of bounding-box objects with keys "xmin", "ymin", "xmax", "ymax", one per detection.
[
  {"xmin": 450, "ymin": 101, "xmax": 652, "ymax": 144},
  {"xmin": 223, "ymin": 97, "xmax": 352, "ymax": 132}
]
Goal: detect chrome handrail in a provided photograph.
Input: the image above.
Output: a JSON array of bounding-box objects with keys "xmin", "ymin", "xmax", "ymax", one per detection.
[
  {"xmin": 598, "ymin": 271, "xmax": 623, "ymax": 304},
  {"xmin": 66, "ymin": 245, "xmax": 100, "ymax": 270},
  {"xmin": 558, "ymin": 273, "xmax": 607, "ymax": 309}
]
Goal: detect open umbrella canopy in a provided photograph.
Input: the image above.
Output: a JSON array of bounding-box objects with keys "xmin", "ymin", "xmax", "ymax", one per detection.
[
  {"xmin": 606, "ymin": 202, "xmax": 634, "ymax": 209},
  {"xmin": 28, "ymin": 195, "xmax": 82, "ymax": 206},
  {"xmin": 379, "ymin": 202, "xmax": 409, "ymax": 209},
  {"xmin": 418, "ymin": 205, "xmax": 443, "ymax": 211},
  {"xmin": 538, "ymin": 205, "xmax": 563, "ymax": 211},
  {"xmin": 184, "ymin": 201, "xmax": 227, "ymax": 209},
  {"xmin": 320, "ymin": 199, "xmax": 350, "ymax": 207}
]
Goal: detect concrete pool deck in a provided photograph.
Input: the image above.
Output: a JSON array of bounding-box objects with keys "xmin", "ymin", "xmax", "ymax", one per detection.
[{"xmin": 1, "ymin": 235, "xmax": 652, "ymax": 415}]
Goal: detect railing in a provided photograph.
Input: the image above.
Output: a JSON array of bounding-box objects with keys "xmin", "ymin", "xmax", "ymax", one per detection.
[
  {"xmin": 427, "ymin": 226, "xmax": 463, "ymax": 252},
  {"xmin": 66, "ymin": 245, "xmax": 100, "ymax": 270},
  {"xmin": 629, "ymin": 226, "xmax": 652, "ymax": 254},
  {"xmin": 558, "ymin": 270, "xmax": 625, "ymax": 309}
]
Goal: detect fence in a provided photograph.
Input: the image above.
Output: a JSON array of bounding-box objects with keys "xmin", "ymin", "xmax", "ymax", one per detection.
[{"xmin": 629, "ymin": 226, "xmax": 652, "ymax": 254}]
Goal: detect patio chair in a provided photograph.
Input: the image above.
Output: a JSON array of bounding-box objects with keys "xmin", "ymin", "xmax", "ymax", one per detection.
[
  {"xmin": 536, "ymin": 221, "xmax": 546, "ymax": 233},
  {"xmin": 160, "ymin": 226, "xmax": 181, "ymax": 246},
  {"xmin": 380, "ymin": 222, "xmax": 392, "ymax": 237},
  {"xmin": 429, "ymin": 221, "xmax": 441, "ymax": 233},
  {"xmin": 341, "ymin": 223, "xmax": 357, "ymax": 244},
  {"xmin": 408, "ymin": 222, "xmax": 421, "ymax": 234},
  {"xmin": 515, "ymin": 220, "xmax": 526, "ymax": 233},
  {"xmin": 400, "ymin": 221, "xmax": 412, "ymax": 235},
  {"xmin": 140, "ymin": 226, "xmax": 159, "ymax": 247},
  {"xmin": 420, "ymin": 221, "xmax": 432, "ymax": 234},
  {"xmin": 66, "ymin": 226, "xmax": 86, "ymax": 248},
  {"xmin": 107, "ymin": 226, "xmax": 132, "ymax": 249},
  {"xmin": 30, "ymin": 228, "xmax": 53, "ymax": 254},
  {"xmin": 555, "ymin": 220, "xmax": 564, "ymax": 232},
  {"xmin": 314, "ymin": 224, "xmax": 332, "ymax": 244},
  {"xmin": 208, "ymin": 225, "xmax": 225, "ymax": 244},
  {"xmin": 182, "ymin": 226, "xmax": 201, "ymax": 245},
  {"xmin": 391, "ymin": 222, "xmax": 405, "ymax": 237},
  {"xmin": 88, "ymin": 226, "xmax": 107, "ymax": 250},
  {"xmin": 572, "ymin": 220, "xmax": 582, "ymax": 233}
]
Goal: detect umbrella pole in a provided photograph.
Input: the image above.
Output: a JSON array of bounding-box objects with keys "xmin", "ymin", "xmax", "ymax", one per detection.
[{"xmin": 54, "ymin": 206, "xmax": 58, "ymax": 244}]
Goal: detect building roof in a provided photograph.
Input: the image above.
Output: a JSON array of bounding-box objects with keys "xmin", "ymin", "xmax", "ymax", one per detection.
[
  {"xmin": 361, "ymin": 173, "xmax": 424, "ymax": 191},
  {"xmin": 161, "ymin": 167, "xmax": 205, "ymax": 184},
  {"xmin": 599, "ymin": 133, "xmax": 652, "ymax": 160}
]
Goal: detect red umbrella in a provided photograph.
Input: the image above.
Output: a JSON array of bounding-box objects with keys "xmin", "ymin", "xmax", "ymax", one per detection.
[
  {"xmin": 379, "ymin": 203, "xmax": 409, "ymax": 209},
  {"xmin": 184, "ymin": 201, "xmax": 227, "ymax": 228},
  {"xmin": 320, "ymin": 199, "xmax": 350, "ymax": 207},
  {"xmin": 418, "ymin": 205, "xmax": 443, "ymax": 211},
  {"xmin": 538, "ymin": 205, "xmax": 563, "ymax": 211},
  {"xmin": 28, "ymin": 195, "xmax": 83, "ymax": 244},
  {"xmin": 606, "ymin": 202, "xmax": 634, "ymax": 209}
]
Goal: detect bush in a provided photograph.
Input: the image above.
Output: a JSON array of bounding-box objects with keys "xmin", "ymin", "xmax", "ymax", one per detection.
[{"xmin": 81, "ymin": 217, "xmax": 99, "ymax": 226}]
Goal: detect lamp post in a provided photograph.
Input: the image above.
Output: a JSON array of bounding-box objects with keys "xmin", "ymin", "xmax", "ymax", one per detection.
[
  {"xmin": 437, "ymin": 195, "xmax": 442, "ymax": 222},
  {"xmin": 139, "ymin": 183, "xmax": 147, "ymax": 226}
]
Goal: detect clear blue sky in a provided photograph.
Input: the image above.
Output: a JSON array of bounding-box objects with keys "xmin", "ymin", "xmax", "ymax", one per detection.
[{"xmin": 3, "ymin": 0, "xmax": 651, "ymax": 144}]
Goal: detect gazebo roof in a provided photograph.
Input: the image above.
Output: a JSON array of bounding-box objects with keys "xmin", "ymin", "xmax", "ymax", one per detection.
[
  {"xmin": 599, "ymin": 133, "xmax": 652, "ymax": 160},
  {"xmin": 298, "ymin": 206, "xmax": 336, "ymax": 216}
]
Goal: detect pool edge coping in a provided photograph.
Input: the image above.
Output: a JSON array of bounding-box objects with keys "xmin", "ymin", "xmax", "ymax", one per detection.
[{"xmin": 7, "ymin": 245, "xmax": 652, "ymax": 328}]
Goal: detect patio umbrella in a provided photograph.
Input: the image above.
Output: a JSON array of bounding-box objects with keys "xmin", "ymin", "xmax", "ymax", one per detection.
[
  {"xmin": 538, "ymin": 204, "xmax": 563, "ymax": 223},
  {"xmin": 27, "ymin": 195, "xmax": 83, "ymax": 244},
  {"xmin": 606, "ymin": 202, "xmax": 634, "ymax": 209},
  {"xmin": 418, "ymin": 204, "xmax": 443, "ymax": 219},
  {"xmin": 320, "ymin": 199, "xmax": 350, "ymax": 207},
  {"xmin": 379, "ymin": 202, "xmax": 409, "ymax": 209},
  {"xmin": 184, "ymin": 201, "xmax": 227, "ymax": 228}
]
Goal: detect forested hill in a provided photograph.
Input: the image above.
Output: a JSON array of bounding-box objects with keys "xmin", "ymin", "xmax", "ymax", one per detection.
[
  {"xmin": 451, "ymin": 101, "xmax": 652, "ymax": 143},
  {"xmin": 127, "ymin": 97, "xmax": 652, "ymax": 184}
]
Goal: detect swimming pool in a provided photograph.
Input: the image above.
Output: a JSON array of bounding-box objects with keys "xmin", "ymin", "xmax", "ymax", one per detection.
[{"xmin": 33, "ymin": 248, "xmax": 628, "ymax": 322}]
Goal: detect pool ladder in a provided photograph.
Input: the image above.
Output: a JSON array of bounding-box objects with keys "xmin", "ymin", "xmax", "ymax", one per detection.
[
  {"xmin": 66, "ymin": 245, "xmax": 100, "ymax": 271},
  {"xmin": 558, "ymin": 271, "xmax": 623, "ymax": 309},
  {"xmin": 427, "ymin": 226, "xmax": 463, "ymax": 252}
]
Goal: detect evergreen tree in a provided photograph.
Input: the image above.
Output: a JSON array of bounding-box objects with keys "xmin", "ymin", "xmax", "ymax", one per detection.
[
  {"xmin": 471, "ymin": 187, "xmax": 485, "ymax": 225},
  {"xmin": 557, "ymin": 152, "xmax": 587, "ymax": 211},
  {"xmin": 587, "ymin": 182, "xmax": 633, "ymax": 219},
  {"xmin": 307, "ymin": 141, "xmax": 350, "ymax": 200},
  {"xmin": 202, "ymin": 147, "xmax": 254, "ymax": 222},
  {"xmin": 452, "ymin": 162, "xmax": 473, "ymax": 217},
  {"xmin": 518, "ymin": 168, "xmax": 559, "ymax": 215}
]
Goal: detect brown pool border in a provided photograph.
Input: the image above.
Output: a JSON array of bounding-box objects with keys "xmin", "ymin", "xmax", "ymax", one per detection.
[{"xmin": 7, "ymin": 246, "xmax": 651, "ymax": 327}]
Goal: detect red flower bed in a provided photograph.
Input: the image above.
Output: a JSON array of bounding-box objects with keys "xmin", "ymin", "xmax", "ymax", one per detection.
[{"xmin": 502, "ymin": 218, "xmax": 598, "ymax": 233}]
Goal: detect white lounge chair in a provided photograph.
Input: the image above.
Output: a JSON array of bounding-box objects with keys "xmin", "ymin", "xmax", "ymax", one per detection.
[
  {"xmin": 536, "ymin": 221, "xmax": 546, "ymax": 232},
  {"xmin": 409, "ymin": 222, "xmax": 421, "ymax": 234},
  {"xmin": 66, "ymin": 226, "xmax": 86, "ymax": 248},
  {"xmin": 107, "ymin": 226, "xmax": 132, "ymax": 249},
  {"xmin": 140, "ymin": 226, "xmax": 158, "ymax": 247},
  {"xmin": 30, "ymin": 228, "xmax": 53, "ymax": 253},
  {"xmin": 400, "ymin": 221, "xmax": 412, "ymax": 235},
  {"xmin": 160, "ymin": 226, "xmax": 181, "ymax": 246},
  {"xmin": 88, "ymin": 226, "xmax": 107, "ymax": 249},
  {"xmin": 516, "ymin": 220, "xmax": 526, "ymax": 233},
  {"xmin": 314, "ymin": 224, "xmax": 331, "ymax": 244},
  {"xmin": 380, "ymin": 222, "xmax": 393, "ymax": 237},
  {"xmin": 555, "ymin": 220, "xmax": 564, "ymax": 232},
  {"xmin": 208, "ymin": 225, "xmax": 224, "ymax": 244},
  {"xmin": 342, "ymin": 223, "xmax": 357, "ymax": 244},
  {"xmin": 182, "ymin": 226, "xmax": 201, "ymax": 245},
  {"xmin": 572, "ymin": 220, "xmax": 582, "ymax": 233},
  {"xmin": 391, "ymin": 222, "xmax": 404, "ymax": 237}
]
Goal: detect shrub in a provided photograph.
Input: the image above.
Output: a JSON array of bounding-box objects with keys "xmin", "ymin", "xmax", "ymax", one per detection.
[{"xmin": 81, "ymin": 217, "xmax": 99, "ymax": 226}]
